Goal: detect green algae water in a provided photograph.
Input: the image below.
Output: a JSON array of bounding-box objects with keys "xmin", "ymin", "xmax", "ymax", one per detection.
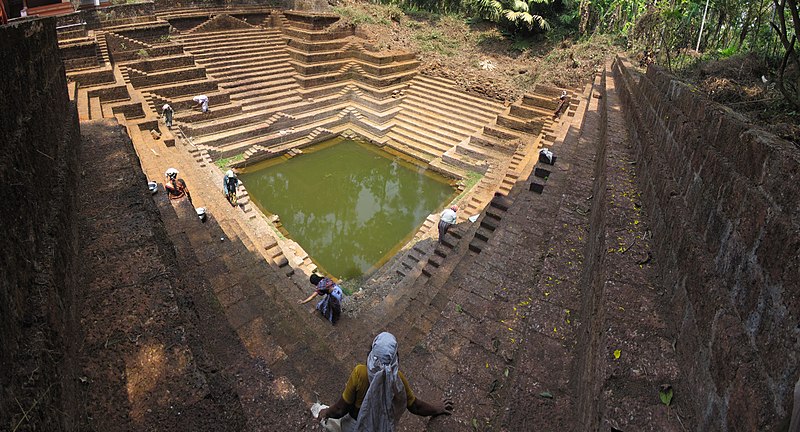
[{"xmin": 239, "ymin": 138, "xmax": 457, "ymax": 280}]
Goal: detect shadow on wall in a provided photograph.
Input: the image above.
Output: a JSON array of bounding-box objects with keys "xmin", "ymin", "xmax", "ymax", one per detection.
[{"xmin": 0, "ymin": 16, "xmax": 82, "ymax": 431}]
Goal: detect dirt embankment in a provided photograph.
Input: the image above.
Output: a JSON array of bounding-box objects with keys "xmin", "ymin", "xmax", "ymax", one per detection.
[
  {"xmin": 680, "ymin": 52, "xmax": 799, "ymax": 146},
  {"xmin": 333, "ymin": 0, "xmax": 616, "ymax": 103},
  {"xmin": 336, "ymin": 1, "xmax": 799, "ymax": 146}
]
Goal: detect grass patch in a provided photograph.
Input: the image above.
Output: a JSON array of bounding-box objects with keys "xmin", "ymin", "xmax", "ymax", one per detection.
[
  {"xmin": 463, "ymin": 170, "xmax": 482, "ymax": 190},
  {"xmin": 453, "ymin": 170, "xmax": 483, "ymax": 202},
  {"xmin": 214, "ymin": 153, "xmax": 245, "ymax": 169},
  {"xmin": 333, "ymin": 6, "xmax": 382, "ymax": 25},
  {"xmin": 333, "ymin": 3, "xmax": 403, "ymax": 26},
  {"xmin": 337, "ymin": 277, "xmax": 364, "ymax": 295},
  {"xmin": 414, "ymin": 29, "xmax": 461, "ymax": 55}
]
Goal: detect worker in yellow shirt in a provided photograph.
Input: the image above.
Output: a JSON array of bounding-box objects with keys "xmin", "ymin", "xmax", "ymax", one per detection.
[{"xmin": 318, "ymin": 332, "xmax": 453, "ymax": 431}]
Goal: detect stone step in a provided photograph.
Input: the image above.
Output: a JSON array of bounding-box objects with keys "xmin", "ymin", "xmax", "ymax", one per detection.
[
  {"xmin": 394, "ymin": 109, "xmax": 482, "ymax": 138},
  {"xmin": 386, "ymin": 131, "xmax": 443, "ymax": 159},
  {"xmin": 455, "ymin": 138, "xmax": 506, "ymax": 161},
  {"xmin": 191, "ymin": 43, "xmax": 286, "ymax": 62},
  {"xmin": 204, "ymin": 56, "xmax": 292, "ymax": 76},
  {"xmin": 470, "ymin": 133, "xmax": 518, "ymax": 155},
  {"xmin": 294, "ymin": 68, "xmax": 416, "ymax": 89},
  {"xmin": 177, "ymin": 28, "xmax": 276, "ymax": 43},
  {"xmin": 391, "ymin": 121, "xmax": 463, "ymax": 152},
  {"xmin": 117, "ymin": 53, "xmax": 197, "ymax": 73},
  {"xmin": 229, "ymin": 81, "xmax": 300, "ymax": 102},
  {"xmin": 195, "ymin": 102, "xmax": 367, "ymax": 149},
  {"xmin": 183, "ymin": 110, "xmax": 278, "ymax": 137},
  {"xmin": 89, "ymin": 96, "xmax": 103, "ymax": 119},
  {"xmin": 139, "ymin": 78, "xmax": 219, "ymax": 98},
  {"xmin": 77, "ymin": 89, "xmax": 91, "ymax": 121},
  {"xmin": 200, "ymin": 51, "xmax": 289, "ymax": 71},
  {"xmin": 207, "ymin": 116, "xmax": 344, "ymax": 154},
  {"xmin": 213, "ymin": 65, "xmax": 295, "ymax": 84},
  {"xmin": 509, "ymin": 103, "xmax": 552, "ymax": 120},
  {"xmin": 496, "ymin": 114, "xmax": 541, "ymax": 134},
  {"xmin": 126, "ymin": 65, "xmax": 207, "ymax": 88},
  {"xmin": 183, "ymin": 37, "xmax": 284, "ymax": 54},
  {"xmin": 383, "ymin": 139, "xmax": 435, "ymax": 163},
  {"xmin": 177, "ymin": 28, "xmax": 271, "ymax": 42},
  {"xmin": 152, "ymin": 90, "xmax": 231, "ymax": 112},
  {"xmin": 522, "ymin": 93, "xmax": 560, "ymax": 111},
  {"xmin": 192, "ymin": 115, "xmax": 295, "ymax": 147},
  {"xmin": 401, "ymin": 96, "xmax": 490, "ymax": 130},
  {"xmin": 483, "ymin": 122, "xmax": 521, "ymax": 141},
  {"xmin": 223, "ymin": 74, "xmax": 295, "ymax": 93},
  {"xmin": 412, "ymin": 75, "xmax": 506, "ymax": 111},
  {"xmin": 294, "ymin": 79, "xmax": 407, "ymax": 100},
  {"xmin": 241, "ymin": 94, "xmax": 305, "ymax": 112},
  {"xmin": 403, "ymin": 92, "xmax": 496, "ymax": 126},
  {"xmin": 442, "ymin": 148, "xmax": 490, "ymax": 173}
]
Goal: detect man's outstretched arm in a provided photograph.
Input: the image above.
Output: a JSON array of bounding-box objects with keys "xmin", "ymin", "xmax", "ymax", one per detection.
[{"xmin": 408, "ymin": 397, "xmax": 454, "ymax": 417}]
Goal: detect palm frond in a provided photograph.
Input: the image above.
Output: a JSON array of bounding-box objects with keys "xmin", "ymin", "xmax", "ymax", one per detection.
[{"xmin": 511, "ymin": 0, "xmax": 529, "ymax": 13}]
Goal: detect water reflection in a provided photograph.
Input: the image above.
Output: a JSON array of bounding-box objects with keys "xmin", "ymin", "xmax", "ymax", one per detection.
[{"xmin": 240, "ymin": 139, "xmax": 457, "ymax": 279}]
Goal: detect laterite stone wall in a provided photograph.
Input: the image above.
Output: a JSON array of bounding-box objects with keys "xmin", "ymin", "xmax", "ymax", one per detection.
[
  {"xmin": 0, "ymin": 17, "xmax": 82, "ymax": 430},
  {"xmin": 613, "ymin": 56, "xmax": 800, "ymax": 430}
]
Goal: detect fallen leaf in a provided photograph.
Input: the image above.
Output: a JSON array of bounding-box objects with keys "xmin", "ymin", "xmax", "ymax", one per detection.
[
  {"xmin": 613, "ymin": 349, "xmax": 621, "ymax": 359},
  {"xmin": 659, "ymin": 384, "xmax": 673, "ymax": 406}
]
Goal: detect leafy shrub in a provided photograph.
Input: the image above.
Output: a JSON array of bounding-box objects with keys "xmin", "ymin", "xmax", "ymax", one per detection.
[{"xmin": 469, "ymin": 0, "xmax": 552, "ymax": 35}]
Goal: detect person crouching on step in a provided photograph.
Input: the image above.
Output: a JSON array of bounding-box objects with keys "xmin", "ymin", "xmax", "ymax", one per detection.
[
  {"xmin": 299, "ymin": 273, "xmax": 343, "ymax": 325},
  {"xmin": 164, "ymin": 167, "xmax": 192, "ymax": 204},
  {"xmin": 438, "ymin": 204, "xmax": 458, "ymax": 243}
]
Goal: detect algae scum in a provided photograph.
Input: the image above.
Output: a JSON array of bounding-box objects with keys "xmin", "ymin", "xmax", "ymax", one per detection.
[{"xmin": 240, "ymin": 138, "xmax": 457, "ymax": 279}]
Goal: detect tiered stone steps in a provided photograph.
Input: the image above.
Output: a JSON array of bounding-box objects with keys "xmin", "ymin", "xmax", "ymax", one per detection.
[
  {"xmin": 123, "ymin": 119, "xmax": 383, "ymax": 416},
  {"xmin": 352, "ymin": 75, "xmax": 595, "ymax": 432},
  {"xmin": 175, "ymin": 27, "xmax": 302, "ymax": 110},
  {"xmin": 57, "ymin": 8, "xmax": 682, "ymax": 430},
  {"xmin": 388, "ymin": 75, "xmax": 506, "ymax": 162}
]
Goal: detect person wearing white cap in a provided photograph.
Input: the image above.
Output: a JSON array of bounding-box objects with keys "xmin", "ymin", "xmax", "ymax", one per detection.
[
  {"xmin": 317, "ymin": 332, "xmax": 452, "ymax": 431},
  {"xmin": 164, "ymin": 168, "xmax": 191, "ymax": 203},
  {"xmin": 161, "ymin": 103, "xmax": 174, "ymax": 127},
  {"xmin": 438, "ymin": 204, "xmax": 458, "ymax": 243},
  {"xmin": 192, "ymin": 95, "xmax": 209, "ymax": 113},
  {"xmin": 223, "ymin": 169, "xmax": 239, "ymax": 202}
]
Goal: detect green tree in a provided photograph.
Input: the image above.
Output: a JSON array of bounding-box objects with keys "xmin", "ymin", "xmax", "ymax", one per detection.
[
  {"xmin": 470, "ymin": 0, "xmax": 553, "ymax": 34},
  {"xmin": 771, "ymin": 0, "xmax": 800, "ymax": 108}
]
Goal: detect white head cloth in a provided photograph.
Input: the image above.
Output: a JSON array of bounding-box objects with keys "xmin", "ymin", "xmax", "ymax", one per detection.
[{"xmin": 355, "ymin": 332, "xmax": 407, "ymax": 432}]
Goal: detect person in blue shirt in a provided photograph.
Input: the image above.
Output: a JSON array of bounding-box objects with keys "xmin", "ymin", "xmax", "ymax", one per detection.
[{"xmin": 223, "ymin": 170, "xmax": 239, "ymax": 204}]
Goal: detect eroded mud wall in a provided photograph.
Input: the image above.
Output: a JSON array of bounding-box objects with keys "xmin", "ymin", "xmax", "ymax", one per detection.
[
  {"xmin": 613, "ymin": 56, "xmax": 800, "ymax": 429},
  {"xmin": 0, "ymin": 17, "xmax": 82, "ymax": 430}
]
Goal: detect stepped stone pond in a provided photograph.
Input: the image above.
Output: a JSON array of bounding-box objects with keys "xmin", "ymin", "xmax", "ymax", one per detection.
[{"xmin": 240, "ymin": 137, "xmax": 458, "ymax": 279}]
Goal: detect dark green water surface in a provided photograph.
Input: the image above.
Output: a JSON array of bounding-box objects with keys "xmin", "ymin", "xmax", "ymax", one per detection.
[{"xmin": 239, "ymin": 138, "xmax": 457, "ymax": 280}]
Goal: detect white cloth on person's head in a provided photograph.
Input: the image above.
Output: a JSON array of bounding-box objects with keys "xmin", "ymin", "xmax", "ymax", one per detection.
[
  {"xmin": 539, "ymin": 148, "xmax": 554, "ymax": 163},
  {"xmin": 355, "ymin": 332, "xmax": 406, "ymax": 432},
  {"xmin": 162, "ymin": 103, "xmax": 172, "ymax": 111}
]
